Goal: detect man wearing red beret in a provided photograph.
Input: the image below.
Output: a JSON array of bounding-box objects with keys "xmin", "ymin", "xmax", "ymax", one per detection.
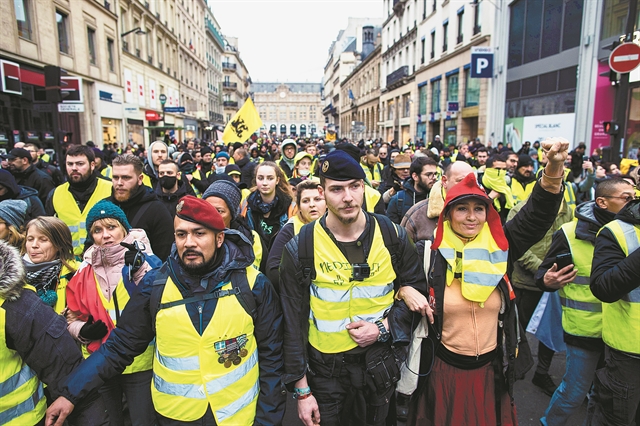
[{"xmin": 47, "ymin": 195, "xmax": 286, "ymax": 426}]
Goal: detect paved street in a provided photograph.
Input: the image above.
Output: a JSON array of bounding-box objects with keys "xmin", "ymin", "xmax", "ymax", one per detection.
[{"xmin": 282, "ymin": 333, "xmax": 587, "ymax": 426}]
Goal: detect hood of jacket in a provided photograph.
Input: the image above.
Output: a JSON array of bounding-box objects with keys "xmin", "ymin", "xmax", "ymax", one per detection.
[
  {"xmin": 0, "ymin": 240, "xmax": 25, "ymax": 301},
  {"xmin": 16, "ymin": 186, "xmax": 39, "ymax": 202},
  {"xmin": 574, "ymin": 201, "xmax": 609, "ymax": 243},
  {"xmin": 168, "ymin": 229, "xmax": 255, "ymax": 288},
  {"xmin": 0, "ymin": 170, "xmax": 21, "ymax": 199},
  {"xmin": 402, "ymin": 178, "xmax": 419, "ymax": 194},
  {"xmin": 146, "ymin": 141, "xmax": 168, "ymax": 178},
  {"xmin": 614, "ymin": 199, "xmax": 640, "ymax": 226}
]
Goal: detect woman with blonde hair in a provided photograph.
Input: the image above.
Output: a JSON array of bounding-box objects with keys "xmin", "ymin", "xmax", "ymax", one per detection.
[
  {"xmin": 0, "ymin": 199, "xmax": 27, "ymax": 249},
  {"xmin": 22, "ymin": 216, "xmax": 78, "ymax": 313}
]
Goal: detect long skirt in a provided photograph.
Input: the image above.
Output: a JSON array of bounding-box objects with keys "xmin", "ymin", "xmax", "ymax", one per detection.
[{"xmin": 407, "ymin": 356, "xmax": 518, "ymax": 426}]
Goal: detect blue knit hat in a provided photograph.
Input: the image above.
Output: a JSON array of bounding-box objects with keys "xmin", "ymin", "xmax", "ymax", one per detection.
[
  {"xmin": 86, "ymin": 200, "xmax": 131, "ymax": 234},
  {"xmin": 0, "ymin": 199, "xmax": 27, "ymax": 229}
]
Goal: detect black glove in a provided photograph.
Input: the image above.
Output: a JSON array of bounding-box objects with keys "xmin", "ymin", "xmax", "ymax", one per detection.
[
  {"xmin": 392, "ymin": 179, "xmax": 402, "ymax": 192},
  {"xmin": 121, "ymin": 241, "xmax": 144, "ymax": 275},
  {"xmin": 79, "ymin": 315, "xmax": 108, "ymax": 341}
]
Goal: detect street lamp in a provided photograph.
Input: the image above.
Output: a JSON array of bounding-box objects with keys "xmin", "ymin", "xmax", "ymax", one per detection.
[{"xmin": 120, "ymin": 27, "xmax": 146, "ymax": 38}]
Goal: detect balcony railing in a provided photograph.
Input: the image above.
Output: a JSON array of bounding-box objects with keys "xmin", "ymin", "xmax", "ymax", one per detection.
[
  {"xmin": 386, "ymin": 65, "xmax": 409, "ymax": 88},
  {"xmin": 222, "ymin": 82, "xmax": 238, "ymax": 89},
  {"xmin": 473, "ymin": 25, "xmax": 481, "ymax": 35},
  {"xmin": 223, "ymin": 101, "xmax": 238, "ymax": 108},
  {"xmin": 222, "ymin": 62, "xmax": 237, "ymax": 71}
]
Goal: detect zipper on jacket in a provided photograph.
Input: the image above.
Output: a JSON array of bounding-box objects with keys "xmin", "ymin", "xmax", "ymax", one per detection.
[
  {"xmin": 198, "ymin": 304, "xmax": 203, "ymax": 335},
  {"xmin": 472, "ymin": 301, "xmax": 479, "ymax": 360}
]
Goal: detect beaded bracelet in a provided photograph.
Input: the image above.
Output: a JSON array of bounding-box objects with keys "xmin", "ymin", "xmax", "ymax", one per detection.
[{"xmin": 293, "ymin": 386, "xmax": 312, "ymax": 400}]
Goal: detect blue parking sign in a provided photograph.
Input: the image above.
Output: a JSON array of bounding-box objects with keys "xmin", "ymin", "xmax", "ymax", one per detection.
[{"xmin": 471, "ymin": 47, "xmax": 494, "ymax": 78}]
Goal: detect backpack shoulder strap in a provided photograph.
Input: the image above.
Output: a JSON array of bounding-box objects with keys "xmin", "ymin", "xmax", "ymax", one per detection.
[
  {"xmin": 397, "ymin": 190, "xmax": 405, "ymax": 210},
  {"xmin": 232, "ymin": 268, "xmax": 258, "ymax": 323},
  {"xmin": 298, "ymin": 222, "xmax": 315, "ymax": 280},
  {"xmin": 131, "ymin": 201, "xmax": 154, "ymax": 228},
  {"xmin": 372, "ymin": 214, "xmax": 402, "ymax": 278}
]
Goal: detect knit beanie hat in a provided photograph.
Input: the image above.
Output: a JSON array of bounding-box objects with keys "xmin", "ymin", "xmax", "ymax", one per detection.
[
  {"xmin": 202, "ymin": 180, "xmax": 242, "ymax": 221},
  {"xmin": 216, "ymin": 152, "xmax": 230, "ymax": 160},
  {"xmin": 0, "ymin": 199, "xmax": 27, "ymax": 229},
  {"xmin": 517, "ymin": 154, "xmax": 533, "ymax": 169},
  {"xmin": 86, "ymin": 200, "xmax": 131, "ymax": 234}
]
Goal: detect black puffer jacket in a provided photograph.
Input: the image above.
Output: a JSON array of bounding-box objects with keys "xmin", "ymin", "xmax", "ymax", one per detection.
[
  {"xmin": 279, "ymin": 212, "xmax": 425, "ymax": 388},
  {"xmin": 0, "ymin": 169, "xmax": 45, "ymax": 221},
  {"xmin": 60, "ymin": 231, "xmax": 286, "ymax": 425},
  {"xmin": 108, "ymin": 185, "xmax": 174, "ymax": 260},
  {"xmin": 11, "ymin": 164, "xmax": 55, "ymax": 205}
]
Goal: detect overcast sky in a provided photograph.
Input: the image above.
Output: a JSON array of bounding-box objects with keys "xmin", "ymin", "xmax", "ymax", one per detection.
[{"xmin": 207, "ymin": 0, "xmax": 383, "ymax": 83}]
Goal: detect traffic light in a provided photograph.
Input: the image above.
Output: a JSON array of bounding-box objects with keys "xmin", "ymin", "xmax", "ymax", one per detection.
[{"xmin": 603, "ymin": 121, "xmax": 619, "ymax": 135}]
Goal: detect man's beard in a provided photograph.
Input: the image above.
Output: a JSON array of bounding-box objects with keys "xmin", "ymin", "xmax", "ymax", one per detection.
[
  {"xmin": 328, "ymin": 202, "xmax": 360, "ymax": 225},
  {"xmin": 114, "ymin": 187, "xmax": 134, "ymax": 202},
  {"xmin": 177, "ymin": 249, "xmax": 219, "ymax": 276},
  {"xmin": 68, "ymin": 171, "xmax": 92, "ymax": 184},
  {"xmin": 416, "ymin": 180, "xmax": 432, "ymax": 194}
]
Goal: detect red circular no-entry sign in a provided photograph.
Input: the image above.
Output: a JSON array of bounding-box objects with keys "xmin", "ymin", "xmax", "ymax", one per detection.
[{"xmin": 609, "ymin": 42, "xmax": 640, "ymax": 74}]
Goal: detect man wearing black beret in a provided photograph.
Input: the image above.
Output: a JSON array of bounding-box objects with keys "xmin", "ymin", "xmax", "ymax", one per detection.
[
  {"xmin": 47, "ymin": 195, "xmax": 286, "ymax": 426},
  {"xmin": 279, "ymin": 150, "xmax": 429, "ymax": 426}
]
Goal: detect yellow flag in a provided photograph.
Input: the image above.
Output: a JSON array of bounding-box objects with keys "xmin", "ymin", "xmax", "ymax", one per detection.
[{"xmin": 222, "ymin": 97, "xmax": 263, "ymax": 144}]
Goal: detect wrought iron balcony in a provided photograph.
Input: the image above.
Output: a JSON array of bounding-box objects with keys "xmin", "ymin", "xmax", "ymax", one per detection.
[{"xmin": 386, "ymin": 66, "xmax": 409, "ymax": 88}]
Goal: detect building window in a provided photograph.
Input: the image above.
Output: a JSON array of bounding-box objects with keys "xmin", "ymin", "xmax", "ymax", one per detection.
[
  {"xmin": 431, "ymin": 79, "xmax": 441, "ymax": 112},
  {"xmin": 14, "ymin": 0, "xmax": 31, "ymax": 40},
  {"xmin": 473, "ymin": 0, "xmax": 481, "ymax": 35},
  {"xmin": 465, "ymin": 69, "xmax": 480, "ymax": 107},
  {"xmin": 418, "ymin": 85, "xmax": 427, "ymax": 115},
  {"xmin": 432, "ymin": 0, "xmax": 437, "ymax": 12},
  {"xmin": 421, "ymin": 38, "xmax": 425, "ymax": 64},
  {"xmin": 56, "ymin": 10, "xmax": 70, "ymax": 54},
  {"xmin": 423, "ymin": 0, "xmax": 427, "ymax": 19},
  {"xmin": 447, "ymin": 74, "xmax": 459, "ymax": 102},
  {"xmin": 88, "ymin": 27, "xmax": 97, "ymax": 65},
  {"xmin": 403, "ymin": 94, "xmax": 411, "ymax": 117},
  {"xmin": 387, "ymin": 99, "xmax": 395, "ymax": 120},
  {"xmin": 442, "ymin": 21, "xmax": 448, "ymax": 52},
  {"xmin": 430, "ymin": 30, "xmax": 435, "ymax": 58},
  {"xmin": 457, "ymin": 8, "xmax": 464, "ymax": 44},
  {"xmin": 107, "ymin": 38, "xmax": 115, "ymax": 71}
]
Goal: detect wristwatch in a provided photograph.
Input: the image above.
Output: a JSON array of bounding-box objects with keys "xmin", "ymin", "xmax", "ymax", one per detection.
[{"xmin": 375, "ymin": 320, "xmax": 390, "ymax": 343}]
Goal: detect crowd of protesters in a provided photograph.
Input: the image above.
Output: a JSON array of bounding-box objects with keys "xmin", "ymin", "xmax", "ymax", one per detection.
[{"xmin": 0, "ymin": 132, "xmax": 638, "ymax": 426}]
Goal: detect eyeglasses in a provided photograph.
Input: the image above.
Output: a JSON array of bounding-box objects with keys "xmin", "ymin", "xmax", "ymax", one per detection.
[
  {"xmin": 601, "ymin": 195, "xmax": 637, "ymax": 203},
  {"xmin": 424, "ymin": 172, "xmax": 437, "ymax": 178}
]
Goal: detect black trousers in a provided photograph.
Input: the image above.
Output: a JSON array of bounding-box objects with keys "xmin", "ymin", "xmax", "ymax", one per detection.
[{"xmin": 514, "ymin": 287, "xmax": 555, "ymax": 375}]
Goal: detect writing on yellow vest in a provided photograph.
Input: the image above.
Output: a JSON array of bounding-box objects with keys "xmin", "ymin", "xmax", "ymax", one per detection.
[
  {"xmin": 599, "ymin": 220, "xmax": 640, "ymax": 354},
  {"xmin": 308, "ymin": 221, "xmax": 396, "ymax": 354},
  {"xmin": 0, "ymin": 296, "xmax": 46, "ymax": 425},
  {"xmin": 558, "ymin": 220, "xmax": 601, "ymax": 338},
  {"xmin": 52, "ymin": 179, "xmax": 113, "ymax": 256},
  {"xmin": 152, "ymin": 272, "xmax": 260, "ymax": 424}
]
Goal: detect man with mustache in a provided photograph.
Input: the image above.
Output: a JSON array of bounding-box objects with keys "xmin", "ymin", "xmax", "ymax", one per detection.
[
  {"xmin": 46, "ymin": 196, "xmax": 285, "ymax": 426},
  {"xmin": 279, "ymin": 150, "xmax": 429, "ymax": 426},
  {"xmin": 46, "ymin": 144, "xmax": 113, "ymax": 256}
]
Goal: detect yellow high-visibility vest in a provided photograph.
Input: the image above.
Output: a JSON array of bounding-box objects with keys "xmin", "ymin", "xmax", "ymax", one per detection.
[
  {"xmin": 152, "ymin": 272, "xmax": 260, "ymax": 424},
  {"xmin": 308, "ymin": 221, "xmax": 396, "ymax": 353},
  {"xmin": 599, "ymin": 220, "xmax": 640, "ymax": 354},
  {"xmin": 52, "ymin": 179, "xmax": 113, "ymax": 256},
  {"xmin": 80, "ymin": 275, "xmax": 154, "ymax": 374},
  {"xmin": 101, "ymin": 166, "xmax": 113, "ymax": 179},
  {"xmin": 511, "ymin": 179, "xmax": 536, "ymax": 205},
  {"xmin": 361, "ymin": 163, "xmax": 382, "ymax": 183},
  {"xmin": 558, "ymin": 221, "xmax": 601, "ymax": 338},
  {"xmin": 364, "ymin": 186, "xmax": 381, "ymax": 213},
  {"xmin": 51, "ymin": 262, "xmax": 79, "ymax": 315},
  {"xmin": 0, "ymin": 296, "xmax": 46, "ymax": 425}
]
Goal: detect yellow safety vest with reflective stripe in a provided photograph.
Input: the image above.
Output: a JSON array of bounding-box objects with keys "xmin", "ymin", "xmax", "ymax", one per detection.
[
  {"xmin": 565, "ymin": 182, "xmax": 577, "ymax": 213},
  {"xmin": 142, "ymin": 173, "xmax": 153, "ymax": 188},
  {"xmin": 0, "ymin": 297, "xmax": 46, "ymax": 425},
  {"xmin": 364, "ymin": 186, "xmax": 381, "ymax": 213},
  {"xmin": 438, "ymin": 222, "xmax": 508, "ymax": 304},
  {"xmin": 52, "ymin": 262, "xmax": 79, "ymax": 315},
  {"xmin": 81, "ymin": 275, "xmax": 154, "ymax": 374},
  {"xmin": 192, "ymin": 169, "xmax": 211, "ymax": 182},
  {"xmin": 599, "ymin": 220, "xmax": 640, "ymax": 354},
  {"xmin": 290, "ymin": 215, "xmax": 305, "ymax": 235},
  {"xmin": 152, "ymin": 272, "xmax": 260, "ymax": 424},
  {"xmin": 52, "ymin": 179, "xmax": 113, "ymax": 256},
  {"xmin": 309, "ymin": 220, "xmax": 396, "ymax": 354},
  {"xmin": 251, "ymin": 230, "xmax": 262, "ymax": 271},
  {"xmin": 558, "ymin": 221, "xmax": 601, "ymax": 338},
  {"xmin": 361, "ymin": 163, "xmax": 382, "ymax": 183},
  {"xmin": 511, "ymin": 179, "xmax": 536, "ymax": 205},
  {"xmin": 101, "ymin": 166, "xmax": 112, "ymax": 179},
  {"xmin": 40, "ymin": 153, "xmax": 50, "ymax": 163}
]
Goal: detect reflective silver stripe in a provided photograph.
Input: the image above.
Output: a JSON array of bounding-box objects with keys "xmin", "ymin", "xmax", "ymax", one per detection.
[
  {"xmin": 0, "ymin": 381, "xmax": 44, "ymax": 422},
  {"xmin": 153, "ymin": 374, "xmax": 207, "ymax": 399},
  {"xmin": 464, "ymin": 271, "xmax": 503, "ymax": 287},
  {"xmin": 439, "ymin": 248, "xmax": 455, "ymax": 260},
  {"xmin": 108, "ymin": 309, "xmax": 117, "ymax": 323},
  {"xmin": 215, "ymin": 380, "xmax": 259, "ymax": 423},
  {"xmin": 621, "ymin": 287, "xmax": 640, "ymax": 303},
  {"xmin": 68, "ymin": 226, "xmax": 79, "ymax": 233},
  {"xmin": 206, "ymin": 349, "xmax": 258, "ymax": 395},
  {"xmin": 311, "ymin": 316, "xmax": 351, "ymax": 333},
  {"xmin": 354, "ymin": 307, "xmax": 390, "ymax": 323},
  {"xmin": 80, "ymin": 221, "xmax": 86, "ymax": 229},
  {"xmin": 572, "ymin": 276, "xmax": 590, "ymax": 285},
  {"xmin": 72, "ymin": 240, "xmax": 80, "ymax": 247},
  {"xmin": 156, "ymin": 350, "xmax": 200, "ymax": 371},
  {"xmin": 311, "ymin": 283, "xmax": 393, "ymax": 302},
  {"xmin": 464, "ymin": 248, "xmax": 508, "ymax": 264},
  {"xmin": 0, "ymin": 364, "xmax": 38, "ymax": 398},
  {"xmin": 618, "ymin": 222, "xmax": 640, "ymax": 253},
  {"xmin": 560, "ymin": 297, "xmax": 602, "ymax": 312}
]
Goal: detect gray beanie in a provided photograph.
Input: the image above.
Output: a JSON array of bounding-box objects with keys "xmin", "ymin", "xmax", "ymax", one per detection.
[
  {"xmin": 202, "ymin": 180, "xmax": 242, "ymax": 222},
  {"xmin": 0, "ymin": 199, "xmax": 27, "ymax": 229}
]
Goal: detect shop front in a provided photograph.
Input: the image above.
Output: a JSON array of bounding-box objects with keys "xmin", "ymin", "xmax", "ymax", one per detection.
[
  {"xmin": 96, "ymin": 82, "xmax": 124, "ymax": 148},
  {"xmin": 184, "ymin": 118, "xmax": 197, "ymax": 140}
]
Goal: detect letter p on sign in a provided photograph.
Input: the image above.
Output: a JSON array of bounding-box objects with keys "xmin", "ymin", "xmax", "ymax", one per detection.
[{"xmin": 471, "ymin": 47, "xmax": 494, "ymax": 79}]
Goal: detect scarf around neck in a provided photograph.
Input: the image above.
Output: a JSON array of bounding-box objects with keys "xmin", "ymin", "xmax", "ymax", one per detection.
[{"xmin": 23, "ymin": 255, "xmax": 62, "ymax": 307}]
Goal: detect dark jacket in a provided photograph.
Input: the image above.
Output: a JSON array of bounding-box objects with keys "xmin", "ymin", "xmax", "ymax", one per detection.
[
  {"xmin": 535, "ymin": 201, "xmax": 613, "ymax": 352},
  {"xmin": 154, "ymin": 178, "xmax": 195, "ymax": 219},
  {"xmin": 421, "ymin": 182, "xmax": 562, "ymax": 398},
  {"xmin": 235, "ymin": 155, "xmax": 257, "ymax": 188},
  {"xmin": 0, "ymin": 241, "xmax": 107, "ymax": 425},
  {"xmin": 108, "ymin": 185, "xmax": 174, "ymax": 260},
  {"xmin": 143, "ymin": 162, "xmax": 159, "ymax": 188},
  {"xmin": 11, "ymin": 164, "xmax": 55, "ymax": 205},
  {"xmin": 279, "ymin": 212, "xmax": 425, "ymax": 389},
  {"xmin": 0, "ymin": 170, "xmax": 46, "ymax": 221},
  {"xmin": 265, "ymin": 221, "xmax": 295, "ymax": 291},
  {"xmin": 386, "ymin": 178, "xmax": 428, "ymax": 224},
  {"xmin": 590, "ymin": 199, "xmax": 640, "ymax": 304},
  {"xmin": 60, "ymin": 231, "xmax": 285, "ymax": 425},
  {"xmin": 245, "ymin": 190, "xmax": 292, "ymax": 251},
  {"xmin": 34, "ymin": 158, "xmax": 64, "ymax": 186}
]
